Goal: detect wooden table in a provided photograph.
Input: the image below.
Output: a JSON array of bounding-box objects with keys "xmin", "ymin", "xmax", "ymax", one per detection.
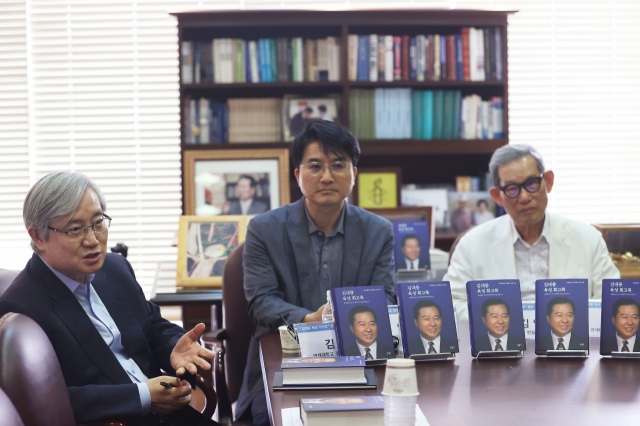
[{"xmin": 260, "ymin": 322, "xmax": 640, "ymax": 426}]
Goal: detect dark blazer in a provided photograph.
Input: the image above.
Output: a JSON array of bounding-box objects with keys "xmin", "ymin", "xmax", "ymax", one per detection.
[
  {"xmin": 474, "ymin": 333, "xmax": 526, "ymax": 353},
  {"xmin": 601, "ymin": 335, "xmax": 640, "ymax": 353},
  {"xmin": 226, "ymin": 199, "xmax": 269, "ymax": 215},
  {"xmin": 0, "ymin": 253, "xmax": 218, "ymax": 426},
  {"xmin": 343, "ymin": 342, "xmax": 395, "ymax": 359},
  {"xmin": 396, "ymin": 259, "xmax": 429, "ymax": 271},
  {"xmin": 538, "ymin": 333, "xmax": 589, "ymax": 351},
  {"xmin": 407, "ymin": 335, "xmax": 459, "ymax": 355},
  {"xmin": 236, "ymin": 198, "xmax": 396, "ymax": 420}
]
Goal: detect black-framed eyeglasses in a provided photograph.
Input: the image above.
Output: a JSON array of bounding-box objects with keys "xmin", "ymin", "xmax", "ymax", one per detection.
[
  {"xmin": 299, "ymin": 160, "xmax": 352, "ymax": 177},
  {"xmin": 498, "ymin": 174, "xmax": 544, "ymax": 199},
  {"xmin": 48, "ymin": 215, "xmax": 112, "ymax": 240}
]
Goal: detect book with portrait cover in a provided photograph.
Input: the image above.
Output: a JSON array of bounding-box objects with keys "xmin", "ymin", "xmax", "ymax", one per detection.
[
  {"xmin": 600, "ymin": 279, "xmax": 640, "ymax": 355},
  {"xmin": 466, "ymin": 279, "xmax": 526, "ymax": 356},
  {"xmin": 397, "ymin": 281, "xmax": 459, "ymax": 356},
  {"xmin": 300, "ymin": 396, "xmax": 384, "ymax": 426},
  {"xmin": 392, "ymin": 221, "xmax": 430, "ymax": 271},
  {"xmin": 535, "ymin": 279, "xmax": 589, "ymax": 355},
  {"xmin": 330, "ymin": 286, "xmax": 395, "ymax": 360}
]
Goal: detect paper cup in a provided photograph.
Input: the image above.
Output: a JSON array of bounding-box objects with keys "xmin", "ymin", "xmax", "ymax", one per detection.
[
  {"xmin": 381, "ymin": 358, "xmax": 419, "ymax": 396},
  {"xmin": 278, "ymin": 325, "xmax": 299, "ymax": 353}
]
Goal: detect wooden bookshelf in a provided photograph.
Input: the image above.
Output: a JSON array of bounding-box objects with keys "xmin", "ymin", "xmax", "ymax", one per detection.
[{"xmin": 173, "ymin": 8, "xmax": 514, "ymax": 250}]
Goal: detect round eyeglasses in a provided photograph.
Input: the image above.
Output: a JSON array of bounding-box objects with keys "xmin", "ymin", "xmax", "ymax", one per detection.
[
  {"xmin": 48, "ymin": 215, "xmax": 112, "ymax": 240},
  {"xmin": 498, "ymin": 174, "xmax": 544, "ymax": 199},
  {"xmin": 299, "ymin": 161, "xmax": 352, "ymax": 177}
]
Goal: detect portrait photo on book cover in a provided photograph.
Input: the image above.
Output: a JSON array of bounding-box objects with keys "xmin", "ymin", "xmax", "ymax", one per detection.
[
  {"xmin": 468, "ymin": 282, "xmax": 526, "ymax": 354},
  {"xmin": 337, "ymin": 304, "xmax": 395, "ymax": 360},
  {"xmin": 397, "ymin": 283, "xmax": 459, "ymax": 356},
  {"xmin": 535, "ymin": 280, "xmax": 589, "ymax": 353},
  {"xmin": 600, "ymin": 279, "xmax": 640, "ymax": 354},
  {"xmin": 393, "ymin": 221, "xmax": 431, "ymax": 271}
]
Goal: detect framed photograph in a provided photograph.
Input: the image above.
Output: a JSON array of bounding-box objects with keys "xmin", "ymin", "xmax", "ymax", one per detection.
[
  {"xmin": 354, "ymin": 168, "xmax": 401, "ymax": 209},
  {"xmin": 183, "ymin": 149, "xmax": 290, "ymax": 216},
  {"xmin": 283, "ymin": 95, "xmax": 340, "ymax": 141},
  {"xmin": 447, "ymin": 191, "xmax": 497, "ymax": 233},
  {"xmin": 365, "ymin": 207, "xmax": 435, "ymax": 249},
  {"xmin": 176, "ymin": 215, "xmax": 249, "ymax": 288},
  {"xmin": 401, "ymin": 185, "xmax": 452, "ymax": 230}
]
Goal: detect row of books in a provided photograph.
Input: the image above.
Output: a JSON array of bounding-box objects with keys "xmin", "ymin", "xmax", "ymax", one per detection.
[
  {"xmin": 349, "ymin": 89, "xmax": 503, "ymax": 141},
  {"xmin": 184, "ymin": 97, "xmax": 282, "ymax": 144},
  {"xmin": 181, "ymin": 37, "xmax": 341, "ymax": 84},
  {"xmin": 348, "ymin": 28, "xmax": 503, "ymax": 83}
]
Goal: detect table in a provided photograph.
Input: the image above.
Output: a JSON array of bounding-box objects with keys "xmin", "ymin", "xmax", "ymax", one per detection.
[
  {"xmin": 151, "ymin": 290, "xmax": 222, "ymax": 331},
  {"xmin": 260, "ymin": 322, "xmax": 640, "ymax": 426}
]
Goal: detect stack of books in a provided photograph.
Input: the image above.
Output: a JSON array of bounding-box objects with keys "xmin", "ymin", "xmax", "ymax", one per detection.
[
  {"xmin": 273, "ymin": 355, "xmax": 376, "ymax": 390},
  {"xmin": 227, "ymin": 98, "xmax": 282, "ymax": 143},
  {"xmin": 300, "ymin": 396, "xmax": 384, "ymax": 426}
]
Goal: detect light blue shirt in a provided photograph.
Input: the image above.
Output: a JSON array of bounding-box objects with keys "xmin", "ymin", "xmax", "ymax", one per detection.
[{"xmin": 39, "ymin": 256, "xmax": 151, "ymax": 414}]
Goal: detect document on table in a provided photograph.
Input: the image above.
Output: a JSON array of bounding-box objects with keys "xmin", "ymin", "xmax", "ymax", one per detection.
[{"xmin": 281, "ymin": 404, "xmax": 430, "ymax": 426}]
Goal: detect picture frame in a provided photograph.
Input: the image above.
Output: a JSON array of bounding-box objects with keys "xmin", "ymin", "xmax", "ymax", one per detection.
[
  {"xmin": 353, "ymin": 167, "xmax": 402, "ymax": 209},
  {"xmin": 183, "ymin": 149, "xmax": 290, "ymax": 216},
  {"xmin": 365, "ymin": 207, "xmax": 435, "ymax": 249},
  {"xmin": 176, "ymin": 215, "xmax": 249, "ymax": 288},
  {"xmin": 447, "ymin": 191, "xmax": 497, "ymax": 233},
  {"xmin": 282, "ymin": 94, "xmax": 340, "ymax": 141}
]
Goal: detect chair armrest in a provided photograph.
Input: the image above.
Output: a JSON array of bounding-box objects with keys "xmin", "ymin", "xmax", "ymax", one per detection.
[
  {"xmin": 194, "ymin": 371, "xmax": 217, "ymax": 419},
  {"xmin": 204, "ymin": 330, "xmax": 234, "ymax": 426}
]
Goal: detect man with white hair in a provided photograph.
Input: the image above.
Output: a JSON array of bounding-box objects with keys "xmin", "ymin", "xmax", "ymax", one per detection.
[
  {"xmin": 444, "ymin": 144, "xmax": 619, "ymax": 319},
  {"xmin": 0, "ymin": 172, "xmax": 219, "ymax": 426}
]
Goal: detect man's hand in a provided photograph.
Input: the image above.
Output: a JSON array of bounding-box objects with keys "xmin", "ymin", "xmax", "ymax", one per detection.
[
  {"xmin": 170, "ymin": 323, "xmax": 215, "ymax": 377},
  {"xmin": 303, "ymin": 304, "xmax": 326, "ymax": 323},
  {"xmin": 147, "ymin": 376, "xmax": 191, "ymax": 414}
]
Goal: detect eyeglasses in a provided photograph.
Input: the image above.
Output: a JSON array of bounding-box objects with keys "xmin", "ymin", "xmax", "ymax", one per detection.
[
  {"xmin": 299, "ymin": 161, "xmax": 352, "ymax": 177},
  {"xmin": 48, "ymin": 215, "xmax": 112, "ymax": 240},
  {"xmin": 498, "ymin": 174, "xmax": 544, "ymax": 199}
]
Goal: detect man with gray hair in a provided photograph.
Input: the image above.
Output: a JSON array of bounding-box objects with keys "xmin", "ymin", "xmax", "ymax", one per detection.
[
  {"xmin": 444, "ymin": 144, "xmax": 618, "ymax": 319},
  {"xmin": 0, "ymin": 172, "xmax": 219, "ymax": 426}
]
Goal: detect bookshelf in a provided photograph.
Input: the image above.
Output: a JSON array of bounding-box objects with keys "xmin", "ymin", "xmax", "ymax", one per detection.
[{"xmin": 173, "ymin": 9, "xmax": 514, "ymax": 250}]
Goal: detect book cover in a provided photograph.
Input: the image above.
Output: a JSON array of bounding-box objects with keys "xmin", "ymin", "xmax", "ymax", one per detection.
[
  {"xmin": 300, "ymin": 396, "xmax": 384, "ymax": 426},
  {"xmin": 393, "ymin": 221, "xmax": 430, "ymax": 271},
  {"xmin": 455, "ymin": 34, "xmax": 463, "ymax": 81},
  {"xmin": 193, "ymin": 42, "xmax": 202, "ymax": 84},
  {"xmin": 347, "ymin": 35, "xmax": 358, "ymax": 81},
  {"xmin": 368, "ymin": 34, "xmax": 378, "ymax": 82},
  {"xmin": 384, "ymin": 35, "xmax": 394, "ymax": 82},
  {"xmin": 421, "ymin": 90, "xmax": 434, "ymax": 140},
  {"xmin": 401, "ymin": 35, "xmax": 409, "ymax": 81},
  {"xmin": 446, "ymin": 35, "xmax": 456, "ymax": 80},
  {"xmin": 276, "ymin": 37, "xmax": 288, "ymax": 82},
  {"xmin": 535, "ymin": 279, "xmax": 589, "ymax": 354},
  {"xmin": 331, "ymin": 286, "xmax": 395, "ymax": 360},
  {"xmin": 411, "ymin": 90, "xmax": 423, "ymax": 139},
  {"xmin": 377, "ymin": 34, "xmax": 385, "ymax": 81},
  {"xmin": 494, "ymin": 27, "xmax": 503, "ymax": 80},
  {"xmin": 439, "ymin": 35, "xmax": 446, "ymax": 80},
  {"xmin": 416, "ymin": 35, "xmax": 426, "ymax": 81},
  {"xmin": 483, "ymin": 28, "xmax": 492, "ymax": 81},
  {"xmin": 442, "ymin": 90, "xmax": 454, "ymax": 139},
  {"xmin": 357, "ymin": 35, "xmax": 369, "ymax": 81},
  {"xmin": 397, "ymin": 281, "xmax": 459, "ymax": 356},
  {"xmin": 461, "ymin": 28, "xmax": 470, "ymax": 81},
  {"xmin": 432, "ymin": 90, "xmax": 444, "ymax": 139},
  {"xmin": 269, "ymin": 39, "xmax": 278, "ymax": 83},
  {"xmin": 393, "ymin": 36, "xmax": 402, "ymax": 81},
  {"xmin": 600, "ymin": 279, "xmax": 640, "ymax": 355},
  {"xmin": 426, "ymin": 35, "xmax": 435, "ymax": 80},
  {"xmin": 466, "ymin": 279, "xmax": 526, "ymax": 356},
  {"xmin": 409, "ymin": 37, "xmax": 417, "ymax": 81},
  {"xmin": 452, "ymin": 90, "xmax": 462, "ymax": 141},
  {"xmin": 181, "ymin": 41, "xmax": 193, "ymax": 84},
  {"xmin": 281, "ymin": 355, "xmax": 364, "ymax": 369}
]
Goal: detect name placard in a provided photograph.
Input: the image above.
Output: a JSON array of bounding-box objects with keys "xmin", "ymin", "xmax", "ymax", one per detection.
[{"xmin": 294, "ymin": 322, "xmax": 338, "ymax": 357}]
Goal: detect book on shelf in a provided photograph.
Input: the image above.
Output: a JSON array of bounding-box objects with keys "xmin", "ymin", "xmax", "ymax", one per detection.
[
  {"xmin": 300, "ymin": 396, "xmax": 384, "ymax": 426},
  {"xmin": 184, "ymin": 97, "xmax": 228, "ymax": 144},
  {"xmin": 227, "ymin": 98, "xmax": 282, "ymax": 143},
  {"xmin": 280, "ymin": 355, "xmax": 366, "ymax": 385}
]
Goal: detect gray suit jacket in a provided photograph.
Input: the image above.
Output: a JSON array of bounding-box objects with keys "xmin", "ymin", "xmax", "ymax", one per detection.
[{"xmin": 236, "ymin": 198, "xmax": 396, "ymax": 420}]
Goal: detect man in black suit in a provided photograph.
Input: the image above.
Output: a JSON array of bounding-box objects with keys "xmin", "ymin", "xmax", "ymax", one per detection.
[
  {"xmin": 225, "ymin": 175, "xmax": 269, "ymax": 215},
  {"xmin": 538, "ymin": 297, "xmax": 588, "ymax": 351},
  {"xmin": 407, "ymin": 300, "xmax": 458, "ymax": 355},
  {"xmin": 397, "ymin": 234, "xmax": 429, "ymax": 271},
  {"xmin": 601, "ymin": 298, "xmax": 640, "ymax": 353},
  {"xmin": 474, "ymin": 298, "xmax": 526, "ymax": 352},
  {"xmin": 343, "ymin": 305, "xmax": 394, "ymax": 359},
  {"xmin": 0, "ymin": 172, "xmax": 218, "ymax": 426}
]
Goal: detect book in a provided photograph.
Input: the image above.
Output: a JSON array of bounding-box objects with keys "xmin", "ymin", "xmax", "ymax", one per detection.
[
  {"xmin": 467, "ymin": 279, "xmax": 527, "ymax": 356},
  {"xmin": 300, "ymin": 396, "xmax": 384, "ymax": 426},
  {"xmin": 600, "ymin": 279, "xmax": 640, "ymax": 355},
  {"xmin": 535, "ymin": 279, "xmax": 589, "ymax": 355},
  {"xmin": 393, "ymin": 36, "xmax": 402, "ymax": 81},
  {"xmin": 181, "ymin": 41, "xmax": 193, "ymax": 84},
  {"xmin": 331, "ymin": 286, "xmax": 395, "ymax": 360},
  {"xmin": 384, "ymin": 35, "xmax": 394, "ymax": 82},
  {"xmin": 421, "ymin": 90, "xmax": 434, "ymax": 140},
  {"xmin": 368, "ymin": 34, "xmax": 378, "ymax": 82},
  {"xmin": 461, "ymin": 28, "xmax": 471, "ymax": 81},
  {"xmin": 397, "ymin": 281, "xmax": 459, "ymax": 356},
  {"xmin": 356, "ymin": 35, "xmax": 369, "ymax": 81},
  {"xmin": 273, "ymin": 368, "xmax": 376, "ymax": 391},
  {"xmin": 347, "ymin": 35, "xmax": 358, "ymax": 81},
  {"xmin": 281, "ymin": 355, "xmax": 366, "ymax": 385},
  {"xmin": 401, "ymin": 35, "xmax": 410, "ymax": 81},
  {"xmin": 393, "ymin": 221, "xmax": 430, "ymax": 272}
]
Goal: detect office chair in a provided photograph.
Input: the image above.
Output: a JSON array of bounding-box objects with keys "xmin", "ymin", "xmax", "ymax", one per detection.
[{"xmin": 204, "ymin": 242, "xmax": 255, "ymax": 426}]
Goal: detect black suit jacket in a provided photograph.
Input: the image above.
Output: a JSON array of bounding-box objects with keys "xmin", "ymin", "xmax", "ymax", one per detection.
[
  {"xmin": 343, "ymin": 342, "xmax": 395, "ymax": 359},
  {"xmin": 226, "ymin": 199, "xmax": 268, "ymax": 215},
  {"xmin": 474, "ymin": 333, "xmax": 526, "ymax": 353},
  {"xmin": 0, "ymin": 253, "xmax": 218, "ymax": 426},
  {"xmin": 407, "ymin": 335, "xmax": 459, "ymax": 355},
  {"xmin": 397, "ymin": 259, "xmax": 429, "ymax": 271},
  {"xmin": 538, "ymin": 333, "xmax": 589, "ymax": 351},
  {"xmin": 601, "ymin": 335, "xmax": 640, "ymax": 353}
]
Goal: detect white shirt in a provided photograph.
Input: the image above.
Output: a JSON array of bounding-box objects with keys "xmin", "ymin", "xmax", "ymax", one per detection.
[
  {"xmin": 356, "ymin": 340, "xmax": 377, "ymax": 359},
  {"xmin": 239, "ymin": 199, "xmax": 253, "ymax": 215},
  {"xmin": 488, "ymin": 332, "xmax": 509, "ymax": 351},
  {"xmin": 511, "ymin": 214, "xmax": 550, "ymax": 301},
  {"xmin": 404, "ymin": 258, "xmax": 420, "ymax": 270},
  {"xmin": 616, "ymin": 334, "xmax": 637, "ymax": 352},
  {"xmin": 420, "ymin": 334, "xmax": 441, "ymax": 353},
  {"xmin": 551, "ymin": 332, "xmax": 571, "ymax": 350}
]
